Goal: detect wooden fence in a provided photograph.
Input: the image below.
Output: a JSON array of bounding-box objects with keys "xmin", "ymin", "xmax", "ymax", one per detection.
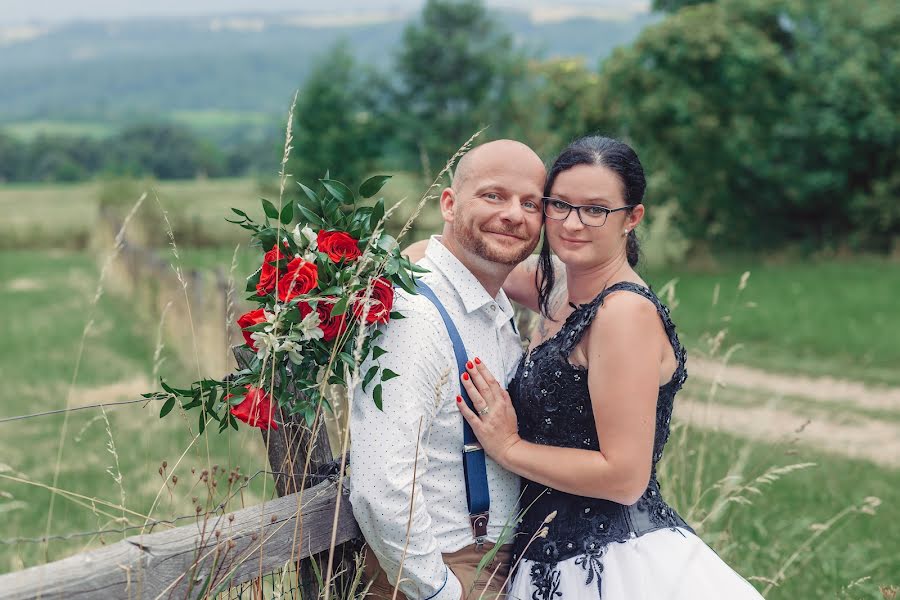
[{"xmin": 95, "ymin": 206, "xmax": 240, "ymax": 376}]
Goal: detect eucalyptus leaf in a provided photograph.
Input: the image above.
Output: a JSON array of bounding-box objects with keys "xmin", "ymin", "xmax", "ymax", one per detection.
[
  {"xmin": 261, "ymin": 198, "xmax": 279, "ymax": 219},
  {"xmin": 298, "ymin": 181, "xmax": 319, "ymax": 205},
  {"xmin": 373, "ymin": 383, "xmax": 383, "ymax": 411},
  {"xmin": 359, "ymin": 175, "xmax": 392, "ymax": 198},
  {"xmin": 369, "ymin": 198, "xmax": 386, "ymax": 230},
  {"xmin": 159, "ymin": 396, "xmax": 176, "ymax": 418},
  {"xmin": 321, "ymin": 179, "xmax": 355, "ymax": 205},
  {"xmin": 279, "ymin": 201, "xmax": 294, "ymax": 224},
  {"xmin": 330, "ymin": 296, "xmax": 350, "ymax": 317},
  {"xmin": 362, "ymin": 365, "xmax": 379, "ymax": 391}
]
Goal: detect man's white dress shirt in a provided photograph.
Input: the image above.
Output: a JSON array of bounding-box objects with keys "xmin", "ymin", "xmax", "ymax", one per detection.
[{"xmin": 350, "ymin": 236, "xmax": 523, "ymax": 600}]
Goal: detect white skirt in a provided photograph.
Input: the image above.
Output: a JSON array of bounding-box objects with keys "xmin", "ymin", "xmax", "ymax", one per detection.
[{"xmin": 506, "ymin": 528, "xmax": 764, "ymax": 599}]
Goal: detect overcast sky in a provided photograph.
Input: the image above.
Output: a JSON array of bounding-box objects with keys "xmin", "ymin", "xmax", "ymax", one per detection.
[{"xmin": 0, "ymin": 0, "xmax": 648, "ymax": 26}]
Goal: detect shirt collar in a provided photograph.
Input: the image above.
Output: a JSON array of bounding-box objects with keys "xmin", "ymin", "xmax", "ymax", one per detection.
[{"xmin": 424, "ymin": 236, "xmax": 514, "ymax": 318}]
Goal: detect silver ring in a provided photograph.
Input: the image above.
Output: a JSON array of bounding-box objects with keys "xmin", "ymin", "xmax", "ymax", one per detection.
[{"xmin": 478, "ymin": 405, "xmax": 490, "ymax": 416}]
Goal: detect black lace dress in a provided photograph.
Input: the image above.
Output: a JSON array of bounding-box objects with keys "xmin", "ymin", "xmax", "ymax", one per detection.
[{"xmin": 505, "ymin": 282, "xmax": 764, "ymax": 600}]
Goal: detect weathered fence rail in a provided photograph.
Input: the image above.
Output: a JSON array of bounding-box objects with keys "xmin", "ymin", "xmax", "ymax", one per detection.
[{"xmin": 0, "ymin": 480, "xmax": 358, "ymax": 599}]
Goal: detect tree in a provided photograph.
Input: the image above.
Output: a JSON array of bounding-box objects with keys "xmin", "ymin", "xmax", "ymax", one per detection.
[
  {"xmin": 288, "ymin": 42, "xmax": 381, "ymax": 187},
  {"xmin": 107, "ymin": 124, "xmax": 224, "ymax": 179},
  {"xmin": 505, "ymin": 58, "xmax": 608, "ymax": 160},
  {"xmin": 652, "ymin": 0, "xmax": 716, "ymax": 13},
  {"xmin": 0, "ymin": 132, "xmax": 25, "ymax": 182},
  {"xmin": 592, "ymin": 0, "xmax": 900, "ymax": 250},
  {"xmin": 390, "ymin": 0, "xmax": 528, "ymax": 175}
]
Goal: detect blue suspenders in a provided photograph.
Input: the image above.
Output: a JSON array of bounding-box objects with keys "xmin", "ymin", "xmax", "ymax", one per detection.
[{"xmin": 415, "ymin": 281, "xmax": 491, "ymax": 545}]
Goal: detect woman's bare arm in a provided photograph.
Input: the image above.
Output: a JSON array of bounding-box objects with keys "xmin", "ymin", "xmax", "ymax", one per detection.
[
  {"xmin": 401, "ymin": 239, "xmax": 429, "ymax": 262},
  {"xmin": 503, "ymin": 254, "xmax": 566, "ymax": 313},
  {"xmin": 459, "ymin": 291, "xmax": 662, "ymax": 505}
]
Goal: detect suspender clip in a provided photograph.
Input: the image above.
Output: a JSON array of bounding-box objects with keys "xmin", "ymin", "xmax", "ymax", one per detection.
[{"xmin": 470, "ymin": 511, "xmax": 489, "ymax": 548}]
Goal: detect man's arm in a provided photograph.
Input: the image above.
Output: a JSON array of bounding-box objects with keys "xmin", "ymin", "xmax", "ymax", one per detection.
[{"xmin": 349, "ymin": 303, "xmax": 462, "ymax": 600}]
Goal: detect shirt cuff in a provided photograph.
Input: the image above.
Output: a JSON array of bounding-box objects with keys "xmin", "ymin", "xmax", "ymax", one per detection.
[{"xmin": 425, "ymin": 565, "xmax": 463, "ymax": 600}]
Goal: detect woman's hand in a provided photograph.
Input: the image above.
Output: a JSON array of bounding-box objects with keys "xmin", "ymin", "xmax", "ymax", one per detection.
[{"xmin": 456, "ymin": 357, "xmax": 521, "ymax": 469}]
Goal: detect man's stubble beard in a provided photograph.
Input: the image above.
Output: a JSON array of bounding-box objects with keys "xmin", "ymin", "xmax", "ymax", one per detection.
[{"xmin": 453, "ymin": 217, "xmax": 537, "ymax": 267}]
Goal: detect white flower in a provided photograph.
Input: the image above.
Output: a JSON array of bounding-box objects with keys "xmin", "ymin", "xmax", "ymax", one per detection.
[
  {"xmin": 292, "ymin": 224, "xmax": 318, "ymax": 251},
  {"xmin": 275, "ymin": 339, "xmax": 304, "ymax": 365},
  {"xmin": 294, "ymin": 309, "xmax": 324, "ymax": 342},
  {"xmin": 250, "ymin": 330, "xmax": 279, "ymax": 361}
]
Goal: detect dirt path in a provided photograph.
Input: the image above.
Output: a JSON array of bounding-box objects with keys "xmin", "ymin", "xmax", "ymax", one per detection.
[
  {"xmin": 680, "ymin": 359, "xmax": 900, "ymax": 468},
  {"xmin": 689, "ymin": 357, "xmax": 900, "ymax": 412},
  {"xmin": 676, "ymin": 397, "xmax": 900, "ymax": 469}
]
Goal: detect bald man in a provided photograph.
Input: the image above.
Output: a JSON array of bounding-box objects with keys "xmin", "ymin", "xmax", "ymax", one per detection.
[{"xmin": 350, "ymin": 140, "xmax": 546, "ymax": 599}]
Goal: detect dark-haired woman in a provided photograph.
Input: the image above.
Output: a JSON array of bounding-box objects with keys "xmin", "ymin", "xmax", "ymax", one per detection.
[{"xmin": 458, "ymin": 136, "xmax": 764, "ymax": 599}]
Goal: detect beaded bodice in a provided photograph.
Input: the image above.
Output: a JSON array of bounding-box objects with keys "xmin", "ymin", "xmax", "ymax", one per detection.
[{"xmin": 509, "ymin": 282, "xmax": 690, "ymax": 571}]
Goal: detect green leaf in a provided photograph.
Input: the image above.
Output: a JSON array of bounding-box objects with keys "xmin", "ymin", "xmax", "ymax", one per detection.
[
  {"xmin": 395, "ymin": 266, "xmax": 418, "ymax": 294},
  {"xmin": 362, "ymin": 365, "xmax": 379, "ymax": 391},
  {"xmin": 159, "ymin": 396, "xmax": 176, "ymax": 418},
  {"xmin": 198, "ymin": 412, "xmax": 206, "ymax": 434},
  {"xmin": 295, "ymin": 202, "xmax": 324, "ymax": 228},
  {"xmin": 359, "ymin": 175, "xmax": 392, "ymax": 198},
  {"xmin": 321, "ymin": 179, "xmax": 355, "ymax": 205},
  {"xmin": 261, "ymin": 198, "xmax": 279, "ymax": 219},
  {"xmin": 369, "ymin": 198, "xmax": 386, "ymax": 230},
  {"xmin": 373, "ymin": 384, "xmax": 383, "ymax": 411},
  {"xmin": 376, "ymin": 233, "xmax": 398, "ymax": 252},
  {"xmin": 372, "ymin": 346, "xmax": 387, "ymax": 360},
  {"xmin": 256, "ymin": 229, "xmax": 278, "ymax": 251},
  {"xmin": 330, "ymin": 296, "xmax": 350, "ymax": 317},
  {"xmin": 381, "ymin": 368, "xmax": 400, "ymax": 382},
  {"xmin": 279, "ymin": 201, "xmax": 294, "ymax": 225},
  {"xmin": 297, "ymin": 181, "xmax": 319, "ymax": 205},
  {"xmin": 231, "ymin": 207, "xmax": 249, "ymax": 218},
  {"xmin": 389, "ymin": 311, "xmax": 405, "ymax": 320}
]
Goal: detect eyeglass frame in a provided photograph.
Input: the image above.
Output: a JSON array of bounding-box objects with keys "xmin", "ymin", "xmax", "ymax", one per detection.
[{"xmin": 542, "ymin": 197, "xmax": 638, "ymax": 228}]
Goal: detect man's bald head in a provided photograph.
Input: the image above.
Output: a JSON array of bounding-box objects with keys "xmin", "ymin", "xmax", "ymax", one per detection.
[{"xmin": 451, "ymin": 139, "xmax": 545, "ymax": 192}]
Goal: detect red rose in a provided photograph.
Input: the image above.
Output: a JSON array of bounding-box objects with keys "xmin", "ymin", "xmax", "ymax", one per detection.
[
  {"xmin": 352, "ymin": 278, "xmax": 394, "ymax": 324},
  {"xmin": 277, "ymin": 257, "xmax": 319, "ymax": 302},
  {"xmin": 317, "ymin": 230, "xmax": 361, "ymax": 263},
  {"xmin": 227, "ymin": 385, "xmax": 278, "ymax": 430},
  {"xmin": 316, "ymin": 299, "xmax": 349, "ymax": 342},
  {"xmin": 256, "ymin": 243, "xmax": 287, "ymax": 296},
  {"xmin": 236, "ymin": 308, "xmax": 266, "ymax": 352}
]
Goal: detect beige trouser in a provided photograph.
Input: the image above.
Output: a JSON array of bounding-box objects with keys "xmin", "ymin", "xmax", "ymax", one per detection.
[{"xmin": 362, "ymin": 542, "xmax": 512, "ymax": 600}]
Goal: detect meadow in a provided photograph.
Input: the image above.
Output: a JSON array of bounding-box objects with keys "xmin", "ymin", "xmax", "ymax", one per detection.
[{"xmin": 0, "ymin": 177, "xmax": 897, "ymax": 598}]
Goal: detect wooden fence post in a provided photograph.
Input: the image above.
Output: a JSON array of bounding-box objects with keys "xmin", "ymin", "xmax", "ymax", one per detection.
[{"xmin": 233, "ymin": 346, "xmax": 357, "ymax": 599}]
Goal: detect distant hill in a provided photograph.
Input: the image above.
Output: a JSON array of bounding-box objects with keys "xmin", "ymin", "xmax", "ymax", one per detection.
[{"xmin": 0, "ymin": 9, "xmax": 656, "ymax": 126}]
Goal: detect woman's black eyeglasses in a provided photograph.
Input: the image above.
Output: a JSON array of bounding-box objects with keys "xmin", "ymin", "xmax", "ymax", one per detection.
[{"xmin": 542, "ymin": 197, "xmax": 636, "ymax": 228}]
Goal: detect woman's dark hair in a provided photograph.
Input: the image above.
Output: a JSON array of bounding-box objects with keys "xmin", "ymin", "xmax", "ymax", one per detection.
[{"xmin": 537, "ymin": 135, "xmax": 647, "ymax": 318}]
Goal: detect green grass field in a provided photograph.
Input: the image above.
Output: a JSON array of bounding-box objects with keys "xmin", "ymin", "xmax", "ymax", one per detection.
[
  {"xmin": 0, "ymin": 250, "xmax": 272, "ymax": 573},
  {"xmin": 642, "ymin": 259, "xmax": 900, "ymax": 387}
]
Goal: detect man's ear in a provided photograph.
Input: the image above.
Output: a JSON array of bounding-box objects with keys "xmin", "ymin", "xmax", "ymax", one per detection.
[{"xmin": 439, "ymin": 187, "xmax": 456, "ymax": 223}]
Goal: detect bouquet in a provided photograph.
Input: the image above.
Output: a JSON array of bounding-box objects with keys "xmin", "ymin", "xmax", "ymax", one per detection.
[{"xmin": 144, "ymin": 175, "xmax": 425, "ymax": 434}]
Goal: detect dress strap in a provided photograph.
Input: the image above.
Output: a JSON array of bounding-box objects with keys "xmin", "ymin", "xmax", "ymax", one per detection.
[{"xmin": 559, "ymin": 282, "xmax": 685, "ymax": 372}]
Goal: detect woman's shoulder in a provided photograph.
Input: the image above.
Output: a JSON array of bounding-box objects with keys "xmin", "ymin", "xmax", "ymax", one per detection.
[{"xmin": 584, "ymin": 280, "xmax": 664, "ymax": 338}]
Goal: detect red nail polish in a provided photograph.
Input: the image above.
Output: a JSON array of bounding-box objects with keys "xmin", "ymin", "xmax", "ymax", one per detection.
[
  {"xmin": 462, "ymin": 373, "xmax": 469, "ymax": 381},
  {"xmin": 456, "ymin": 396, "xmax": 462, "ymax": 403},
  {"xmin": 466, "ymin": 361, "xmax": 474, "ymax": 369},
  {"xmin": 474, "ymin": 357, "xmax": 481, "ymax": 365}
]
